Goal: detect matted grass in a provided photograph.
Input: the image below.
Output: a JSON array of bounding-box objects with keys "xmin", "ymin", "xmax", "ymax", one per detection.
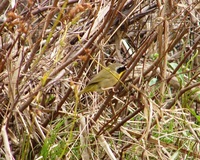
[{"xmin": 0, "ymin": 0, "xmax": 200, "ymax": 159}]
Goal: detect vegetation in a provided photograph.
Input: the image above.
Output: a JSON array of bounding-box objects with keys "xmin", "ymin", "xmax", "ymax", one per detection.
[{"xmin": 0, "ymin": 0, "xmax": 200, "ymax": 159}]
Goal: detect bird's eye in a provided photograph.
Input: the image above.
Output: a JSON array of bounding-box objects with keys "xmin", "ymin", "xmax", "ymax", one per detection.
[{"xmin": 116, "ymin": 66, "xmax": 126, "ymax": 74}]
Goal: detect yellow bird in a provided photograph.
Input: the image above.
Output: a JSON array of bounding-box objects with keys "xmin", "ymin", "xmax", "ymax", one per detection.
[{"xmin": 79, "ymin": 63, "xmax": 126, "ymax": 95}]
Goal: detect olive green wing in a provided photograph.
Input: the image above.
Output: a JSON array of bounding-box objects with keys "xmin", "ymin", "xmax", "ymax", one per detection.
[{"xmin": 87, "ymin": 68, "xmax": 112, "ymax": 86}]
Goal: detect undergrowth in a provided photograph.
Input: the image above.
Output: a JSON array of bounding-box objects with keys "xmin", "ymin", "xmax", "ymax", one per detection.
[{"xmin": 0, "ymin": 0, "xmax": 200, "ymax": 159}]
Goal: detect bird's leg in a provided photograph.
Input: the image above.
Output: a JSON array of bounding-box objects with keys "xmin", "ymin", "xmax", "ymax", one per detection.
[{"xmin": 101, "ymin": 87, "xmax": 118, "ymax": 93}]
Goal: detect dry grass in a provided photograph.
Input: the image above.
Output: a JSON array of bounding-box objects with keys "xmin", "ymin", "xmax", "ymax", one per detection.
[{"xmin": 0, "ymin": 0, "xmax": 200, "ymax": 159}]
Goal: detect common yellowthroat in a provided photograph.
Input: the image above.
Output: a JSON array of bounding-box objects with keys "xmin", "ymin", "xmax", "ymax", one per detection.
[{"xmin": 79, "ymin": 63, "xmax": 126, "ymax": 95}]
